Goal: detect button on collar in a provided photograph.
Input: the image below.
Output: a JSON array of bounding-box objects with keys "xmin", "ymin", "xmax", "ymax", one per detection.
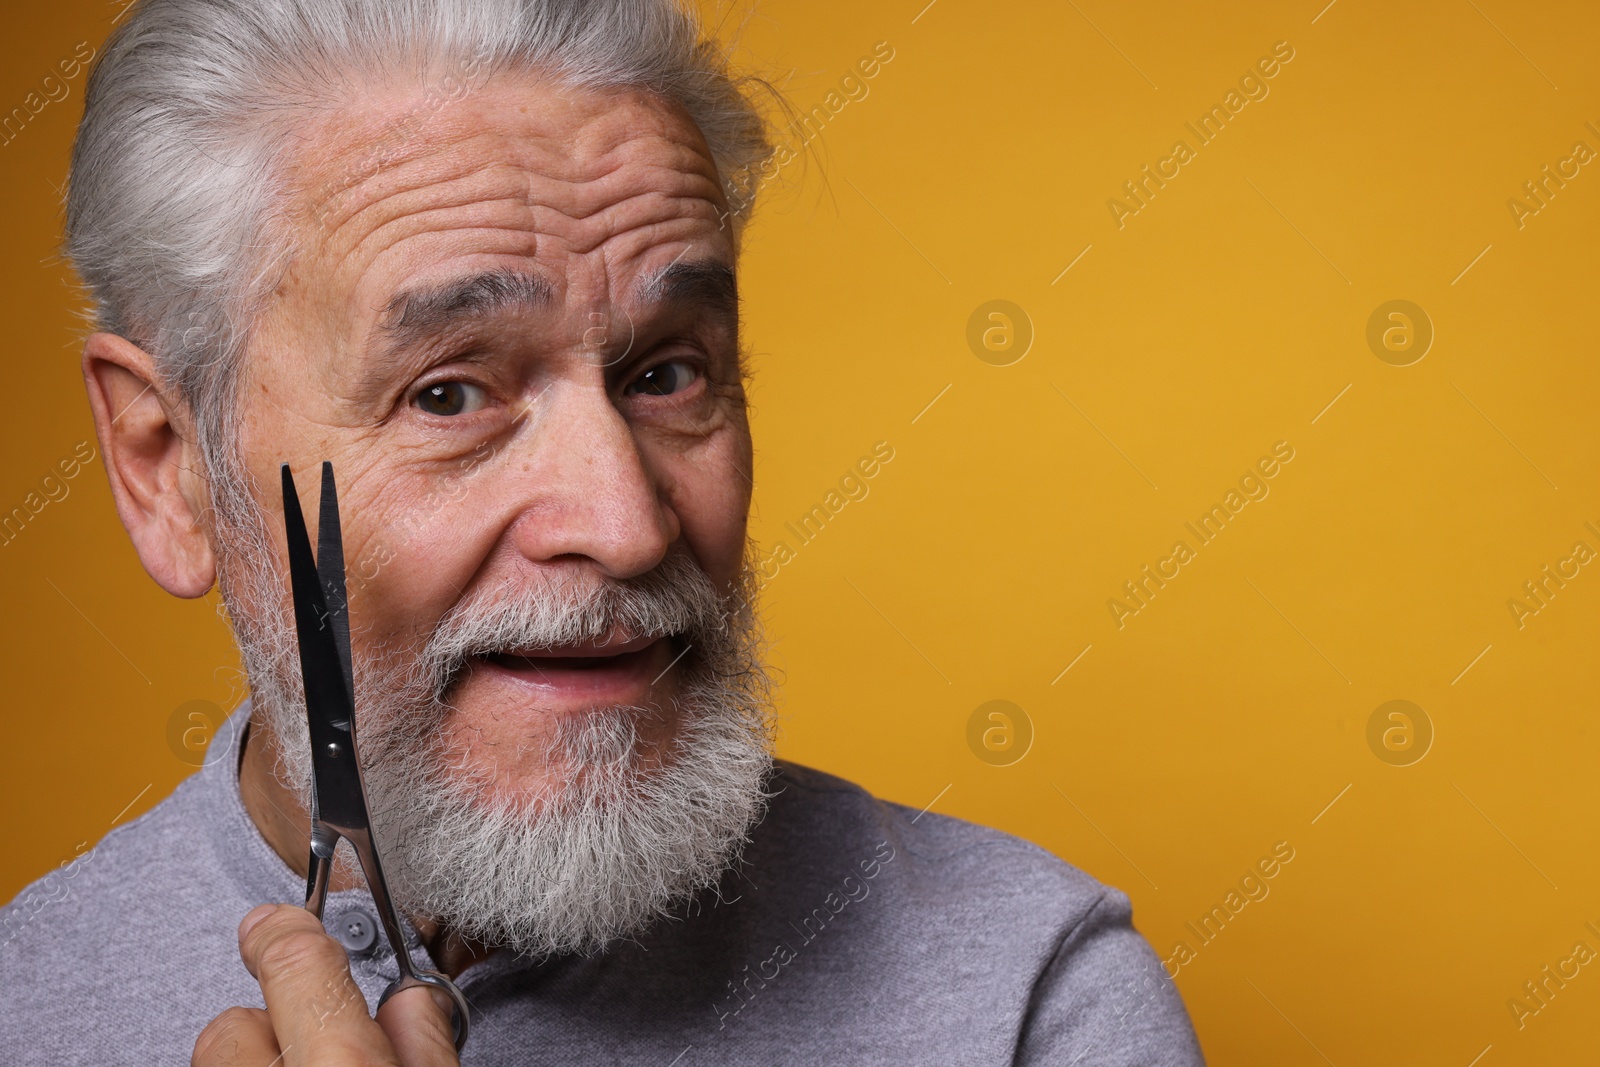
[{"xmin": 329, "ymin": 909, "xmax": 380, "ymax": 955}]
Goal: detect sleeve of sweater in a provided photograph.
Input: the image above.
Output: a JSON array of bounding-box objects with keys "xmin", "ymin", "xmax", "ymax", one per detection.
[{"xmin": 1014, "ymin": 888, "xmax": 1207, "ymax": 1067}]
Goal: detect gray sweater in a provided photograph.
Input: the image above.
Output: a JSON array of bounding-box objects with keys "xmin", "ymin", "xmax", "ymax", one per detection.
[{"xmin": 0, "ymin": 708, "xmax": 1204, "ymax": 1064}]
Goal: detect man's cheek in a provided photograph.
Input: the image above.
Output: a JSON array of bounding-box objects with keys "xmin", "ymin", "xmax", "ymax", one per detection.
[
  {"xmin": 653, "ymin": 426, "xmax": 752, "ymax": 587},
  {"xmin": 347, "ymin": 495, "xmax": 495, "ymax": 642}
]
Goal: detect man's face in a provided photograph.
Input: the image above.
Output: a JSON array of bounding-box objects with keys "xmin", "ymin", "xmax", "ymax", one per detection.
[{"xmin": 237, "ymin": 73, "xmax": 753, "ymax": 800}]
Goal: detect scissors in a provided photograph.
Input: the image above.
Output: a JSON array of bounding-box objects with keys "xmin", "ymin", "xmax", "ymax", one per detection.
[{"xmin": 281, "ymin": 461, "xmax": 471, "ymax": 1052}]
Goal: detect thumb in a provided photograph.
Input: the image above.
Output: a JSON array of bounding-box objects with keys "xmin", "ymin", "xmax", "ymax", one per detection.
[{"xmin": 375, "ymin": 983, "xmax": 461, "ymax": 1066}]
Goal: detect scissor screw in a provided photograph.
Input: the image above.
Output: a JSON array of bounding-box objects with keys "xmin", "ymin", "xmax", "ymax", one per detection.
[{"xmin": 327, "ymin": 741, "xmax": 342, "ymax": 758}]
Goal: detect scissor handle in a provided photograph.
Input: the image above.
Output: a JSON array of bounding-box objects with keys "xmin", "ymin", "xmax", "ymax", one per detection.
[
  {"xmin": 303, "ymin": 826, "xmax": 472, "ymax": 1054},
  {"xmin": 379, "ymin": 969, "xmax": 471, "ymax": 1052}
]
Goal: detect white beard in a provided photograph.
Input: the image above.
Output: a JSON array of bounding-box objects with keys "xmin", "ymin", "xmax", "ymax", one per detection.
[{"xmin": 212, "ymin": 476, "xmax": 775, "ymax": 958}]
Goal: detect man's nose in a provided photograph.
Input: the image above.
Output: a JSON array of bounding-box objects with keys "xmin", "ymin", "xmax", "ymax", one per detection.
[{"xmin": 507, "ymin": 384, "xmax": 679, "ymax": 579}]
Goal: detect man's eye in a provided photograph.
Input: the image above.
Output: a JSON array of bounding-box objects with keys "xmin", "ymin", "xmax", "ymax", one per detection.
[
  {"xmin": 415, "ymin": 381, "xmax": 488, "ymax": 416},
  {"xmin": 625, "ymin": 360, "xmax": 700, "ymax": 397}
]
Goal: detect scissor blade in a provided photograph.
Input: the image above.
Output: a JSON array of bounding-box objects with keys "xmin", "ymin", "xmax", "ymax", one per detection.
[
  {"xmin": 315, "ymin": 462, "xmax": 355, "ymax": 717},
  {"xmin": 281, "ymin": 463, "xmax": 370, "ymax": 833}
]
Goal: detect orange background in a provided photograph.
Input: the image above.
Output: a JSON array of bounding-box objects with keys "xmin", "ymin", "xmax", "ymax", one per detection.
[{"xmin": 3, "ymin": 1, "xmax": 1598, "ymax": 1063}]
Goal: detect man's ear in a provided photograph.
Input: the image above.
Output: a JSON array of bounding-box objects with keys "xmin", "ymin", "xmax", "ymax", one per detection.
[{"xmin": 82, "ymin": 332, "xmax": 216, "ymax": 598}]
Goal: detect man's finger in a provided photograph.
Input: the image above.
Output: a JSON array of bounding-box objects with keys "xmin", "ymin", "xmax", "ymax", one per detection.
[
  {"xmin": 237, "ymin": 903, "xmax": 400, "ymax": 1066},
  {"xmin": 191, "ymin": 1006, "xmax": 281, "ymax": 1066},
  {"xmin": 376, "ymin": 984, "xmax": 462, "ymax": 1067}
]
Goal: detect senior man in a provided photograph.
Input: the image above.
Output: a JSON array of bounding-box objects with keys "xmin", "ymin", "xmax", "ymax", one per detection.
[{"xmin": 0, "ymin": 0, "xmax": 1204, "ymax": 1063}]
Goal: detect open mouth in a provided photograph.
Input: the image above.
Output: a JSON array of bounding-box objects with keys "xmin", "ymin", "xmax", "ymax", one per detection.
[
  {"xmin": 467, "ymin": 631, "xmax": 679, "ymax": 702},
  {"xmin": 485, "ymin": 644, "xmax": 661, "ymax": 673}
]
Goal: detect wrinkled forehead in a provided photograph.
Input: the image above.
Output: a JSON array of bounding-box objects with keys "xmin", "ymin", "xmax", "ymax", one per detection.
[
  {"xmin": 284, "ymin": 72, "xmax": 726, "ymax": 220},
  {"xmin": 266, "ymin": 72, "xmax": 734, "ymax": 352}
]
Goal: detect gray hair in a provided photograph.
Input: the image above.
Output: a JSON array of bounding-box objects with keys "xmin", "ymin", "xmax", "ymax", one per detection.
[{"xmin": 65, "ymin": 0, "xmax": 775, "ymax": 480}]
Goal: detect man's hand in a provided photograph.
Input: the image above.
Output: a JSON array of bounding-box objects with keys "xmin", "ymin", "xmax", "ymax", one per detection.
[{"xmin": 192, "ymin": 904, "xmax": 460, "ymax": 1067}]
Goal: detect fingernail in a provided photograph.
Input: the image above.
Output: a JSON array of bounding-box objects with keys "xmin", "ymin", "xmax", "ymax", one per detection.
[{"xmin": 239, "ymin": 903, "xmax": 277, "ymax": 940}]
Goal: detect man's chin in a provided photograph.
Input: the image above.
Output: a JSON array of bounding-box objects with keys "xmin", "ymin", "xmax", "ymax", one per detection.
[
  {"xmin": 425, "ymin": 687, "xmax": 681, "ymax": 810},
  {"xmin": 365, "ymin": 682, "xmax": 775, "ymax": 959}
]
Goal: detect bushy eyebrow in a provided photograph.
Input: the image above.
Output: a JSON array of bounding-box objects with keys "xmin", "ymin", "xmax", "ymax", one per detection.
[
  {"xmin": 377, "ymin": 268, "xmax": 557, "ymax": 357},
  {"xmin": 635, "ymin": 259, "xmax": 738, "ymax": 321}
]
